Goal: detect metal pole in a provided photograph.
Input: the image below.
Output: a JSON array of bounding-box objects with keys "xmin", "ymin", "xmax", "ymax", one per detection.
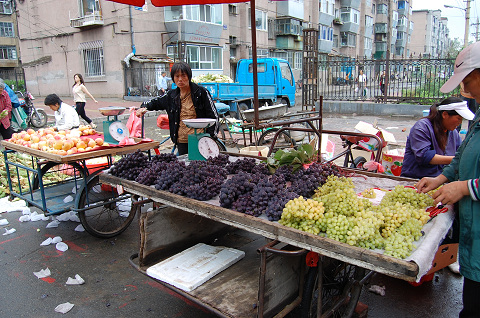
[
  {"xmin": 250, "ymin": 0, "xmax": 259, "ymax": 128},
  {"xmin": 384, "ymin": 0, "xmax": 391, "ymax": 103},
  {"xmin": 465, "ymin": 0, "xmax": 471, "ymax": 47}
]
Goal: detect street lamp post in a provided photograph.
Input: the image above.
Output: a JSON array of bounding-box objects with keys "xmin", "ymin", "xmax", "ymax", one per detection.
[{"xmin": 444, "ymin": 1, "xmax": 471, "ymax": 48}]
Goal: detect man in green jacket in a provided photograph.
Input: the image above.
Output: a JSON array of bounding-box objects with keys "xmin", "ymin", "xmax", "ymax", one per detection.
[{"xmin": 417, "ymin": 41, "xmax": 480, "ymax": 318}]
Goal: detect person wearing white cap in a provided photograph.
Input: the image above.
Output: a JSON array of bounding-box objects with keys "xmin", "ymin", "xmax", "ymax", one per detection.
[
  {"xmin": 417, "ymin": 41, "xmax": 480, "ymax": 318},
  {"xmin": 401, "ymin": 97, "xmax": 473, "ymax": 179}
]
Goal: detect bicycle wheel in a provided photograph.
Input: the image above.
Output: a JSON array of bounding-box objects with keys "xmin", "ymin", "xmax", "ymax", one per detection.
[
  {"xmin": 30, "ymin": 109, "xmax": 48, "ymax": 128},
  {"xmin": 32, "ymin": 161, "xmax": 85, "ymax": 190},
  {"xmin": 214, "ymin": 137, "xmax": 227, "ymax": 152},
  {"xmin": 257, "ymin": 128, "xmax": 296, "ymax": 152},
  {"xmin": 77, "ymin": 175, "xmax": 137, "ymax": 238},
  {"xmin": 300, "ymin": 259, "xmax": 365, "ymax": 318}
]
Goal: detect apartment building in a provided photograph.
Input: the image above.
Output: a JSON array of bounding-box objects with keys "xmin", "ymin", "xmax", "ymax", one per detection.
[
  {"xmin": 410, "ymin": 9, "xmax": 450, "ymax": 58},
  {"xmin": 15, "ymin": 0, "xmax": 420, "ymax": 98},
  {"xmin": 0, "ymin": 0, "xmax": 21, "ymax": 83}
]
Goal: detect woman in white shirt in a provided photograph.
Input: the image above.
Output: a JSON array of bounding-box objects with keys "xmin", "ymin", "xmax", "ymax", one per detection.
[
  {"xmin": 44, "ymin": 94, "xmax": 80, "ymax": 131},
  {"xmin": 357, "ymin": 69, "xmax": 367, "ymax": 97},
  {"xmin": 72, "ymin": 73, "xmax": 97, "ymax": 128}
]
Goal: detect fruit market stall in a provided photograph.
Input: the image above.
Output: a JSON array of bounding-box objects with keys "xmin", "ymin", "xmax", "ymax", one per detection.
[
  {"xmin": 98, "ymin": 151, "xmax": 455, "ymax": 317},
  {"xmin": 1, "ymin": 126, "xmax": 160, "ymax": 238}
]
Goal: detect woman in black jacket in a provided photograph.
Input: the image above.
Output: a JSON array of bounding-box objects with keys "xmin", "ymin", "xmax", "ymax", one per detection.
[{"xmin": 136, "ymin": 61, "xmax": 219, "ymax": 155}]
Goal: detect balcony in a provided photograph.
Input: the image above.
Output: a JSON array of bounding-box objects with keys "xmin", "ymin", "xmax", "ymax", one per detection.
[
  {"xmin": 397, "ymin": 24, "xmax": 407, "ymax": 33},
  {"xmin": 319, "ymin": 12, "xmax": 334, "ymax": 26},
  {"xmin": 341, "ymin": 22, "xmax": 359, "ymax": 34},
  {"xmin": 70, "ymin": 13, "xmax": 104, "ymax": 29},
  {"xmin": 340, "ymin": 0, "xmax": 360, "ymax": 9}
]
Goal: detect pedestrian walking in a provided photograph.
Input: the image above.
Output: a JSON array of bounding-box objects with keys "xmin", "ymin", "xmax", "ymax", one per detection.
[
  {"xmin": 156, "ymin": 71, "xmax": 168, "ymax": 96},
  {"xmin": 379, "ymin": 70, "xmax": 386, "ymax": 95},
  {"xmin": 357, "ymin": 69, "xmax": 367, "ymax": 98},
  {"xmin": 72, "ymin": 73, "xmax": 97, "ymax": 129}
]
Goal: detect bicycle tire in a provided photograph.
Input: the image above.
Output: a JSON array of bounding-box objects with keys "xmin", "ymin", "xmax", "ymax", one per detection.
[
  {"xmin": 30, "ymin": 109, "xmax": 48, "ymax": 128},
  {"xmin": 214, "ymin": 137, "xmax": 227, "ymax": 152},
  {"xmin": 77, "ymin": 175, "xmax": 137, "ymax": 238},
  {"xmin": 300, "ymin": 260, "xmax": 365, "ymax": 318},
  {"xmin": 32, "ymin": 161, "xmax": 85, "ymax": 191},
  {"xmin": 257, "ymin": 128, "xmax": 295, "ymax": 152}
]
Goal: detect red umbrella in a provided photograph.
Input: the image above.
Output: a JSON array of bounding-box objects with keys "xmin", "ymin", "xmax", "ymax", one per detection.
[{"xmin": 107, "ymin": 0, "xmax": 265, "ymax": 126}]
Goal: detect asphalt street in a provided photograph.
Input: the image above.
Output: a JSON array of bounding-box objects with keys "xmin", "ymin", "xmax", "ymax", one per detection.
[{"xmin": 0, "ymin": 97, "xmax": 466, "ymax": 317}]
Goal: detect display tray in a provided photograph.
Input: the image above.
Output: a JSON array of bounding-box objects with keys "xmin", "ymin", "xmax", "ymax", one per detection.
[
  {"xmin": 1, "ymin": 138, "xmax": 160, "ymax": 163},
  {"xmin": 100, "ymin": 171, "xmax": 431, "ymax": 281}
]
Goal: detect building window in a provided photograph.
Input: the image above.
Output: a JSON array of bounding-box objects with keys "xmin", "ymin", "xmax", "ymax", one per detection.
[
  {"xmin": 320, "ymin": 25, "xmax": 333, "ymax": 41},
  {"xmin": 271, "ymin": 51, "xmax": 287, "ymax": 60},
  {"xmin": 319, "ymin": 0, "xmax": 334, "ymax": 15},
  {"xmin": 333, "ymin": 34, "xmax": 339, "ymax": 48},
  {"xmin": 364, "ymin": 37, "xmax": 372, "ymax": 50},
  {"xmin": 294, "ymin": 51, "xmax": 302, "ymax": 70},
  {"xmin": 268, "ymin": 19, "xmax": 275, "ymax": 39},
  {"xmin": 0, "ymin": 0, "xmax": 13, "ymax": 14},
  {"xmin": 228, "ymin": 4, "xmax": 237, "ymax": 15},
  {"xmin": 372, "ymin": 4, "xmax": 376, "ymax": 15},
  {"xmin": 165, "ymin": 5, "xmax": 222, "ymax": 24},
  {"xmin": 79, "ymin": 41, "xmax": 104, "ymax": 77},
  {"xmin": 248, "ymin": 48, "xmax": 269, "ymax": 59},
  {"xmin": 340, "ymin": 32, "xmax": 356, "ymax": 47},
  {"xmin": 341, "ymin": 8, "xmax": 360, "ymax": 24},
  {"xmin": 229, "ymin": 35, "xmax": 237, "ymax": 45},
  {"xmin": 248, "ymin": 8, "xmax": 267, "ymax": 31},
  {"xmin": 0, "ymin": 22, "xmax": 14, "ymax": 37},
  {"xmin": 276, "ymin": 18, "xmax": 303, "ymax": 36},
  {"xmin": 79, "ymin": 0, "xmax": 101, "ymax": 17},
  {"xmin": 187, "ymin": 45, "xmax": 222, "ymax": 70},
  {"xmin": 0, "ymin": 46, "xmax": 16, "ymax": 59},
  {"xmin": 287, "ymin": 51, "xmax": 293, "ymax": 66},
  {"xmin": 398, "ymin": 1, "xmax": 406, "ymax": 10},
  {"xmin": 185, "ymin": 4, "xmax": 222, "ymax": 24},
  {"xmin": 280, "ymin": 61, "xmax": 294, "ymax": 86},
  {"xmin": 230, "ymin": 47, "xmax": 236, "ymax": 59},
  {"xmin": 377, "ymin": 4, "xmax": 387, "ymax": 15}
]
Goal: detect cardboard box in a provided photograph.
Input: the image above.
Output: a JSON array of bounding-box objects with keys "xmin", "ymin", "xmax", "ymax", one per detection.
[{"xmin": 239, "ymin": 146, "xmax": 269, "ymax": 157}]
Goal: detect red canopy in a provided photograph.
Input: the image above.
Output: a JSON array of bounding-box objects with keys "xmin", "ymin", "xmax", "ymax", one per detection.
[{"xmin": 107, "ymin": 0, "xmax": 247, "ymax": 6}]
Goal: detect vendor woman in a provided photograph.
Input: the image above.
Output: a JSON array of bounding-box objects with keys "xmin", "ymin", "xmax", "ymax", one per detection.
[
  {"xmin": 136, "ymin": 61, "xmax": 219, "ymax": 155},
  {"xmin": 401, "ymin": 97, "xmax": 474, "ymax": 179}
]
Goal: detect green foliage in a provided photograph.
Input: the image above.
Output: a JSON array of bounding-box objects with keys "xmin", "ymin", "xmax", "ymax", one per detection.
[
  {"xmin": 266, "ymin": 143, "xmax": 316, "ymax": 173},
  {"xmin": 402, "ymin": 79, "xmax": 460, "ymax": 105},
  {"xmin": 4, "ymin": 79, "xmax": 25, "ymax": 92}
]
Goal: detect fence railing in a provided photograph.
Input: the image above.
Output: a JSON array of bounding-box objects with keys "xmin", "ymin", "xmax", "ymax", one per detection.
[
  {"xmin": 318, "ymin": 56, "xmax": 458, "ymax": 104},
  {"xmin": 124, "ymin": 66, "xmax": 172, "ymax": 98},
  {"xmin": 0, "ymin": 69, "xmax": 25, "ymax": 91}
]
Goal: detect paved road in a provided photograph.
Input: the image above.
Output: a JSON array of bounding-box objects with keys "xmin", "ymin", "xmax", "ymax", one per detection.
[{"xmin": 0, "ymin": 97, "xmax": 466, "ymax": 317}]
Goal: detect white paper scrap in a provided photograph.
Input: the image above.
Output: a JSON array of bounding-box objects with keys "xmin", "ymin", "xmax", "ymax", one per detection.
[
  {"xmin": 65, "ymin": 274, "xmax": 85, "ymax": 285},
  {"xmin": 51, "ymin": 236, "xmax": 62, "ymax": 243},
  {"xmin": 0, "ymin": 198, "xmax": 27, "ymax": 213},
  {"xmin": 40, "ymin": 237, "xmax": 53, "ymax": 246},
  {"xmin": 63, "ymin": 195, "xmax": 73, "ymax": 203},
  {"xmin": 33, "ymin": 268, "xmax": 51, "ymax": 279},
  {"xmin": 54, "ymin": 302, "xmax": 74, "ymax": 314},
  {"xmin": 0, "ymin": 219, "xmax": 9, "ymax": 226},
  {"xmin": 56, "ymin": 242, "xmax": 68, "ymax": 252},
  {"xmin": 69, "ymin": 213, "xmax": 80, "ymax": 223},
  {"xmin": 74, "ymin": 224, "xmax": 85, "ymax": 232},
  {"xmin": 30, "ymin": 212, "xmax": 49, "ymax": 222},
  {"xmin": 3, "ymin": 228, "xmax": 16, "ymax": 235},
  {"xmin": 46, "ymin": 220, "xmax": 60, "ymax": 228},
  {"xmin": 18, "ymin": 215, "xmax": 31, "ymax": 222}
]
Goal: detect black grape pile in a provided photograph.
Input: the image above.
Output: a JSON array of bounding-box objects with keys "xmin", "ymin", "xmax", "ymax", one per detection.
[
  {"xmin": 289, "ymin": 162, "xmax": 343, "ymax": 198},
  {"xmin": 154, "ymin": 161, "xmax": 187, "ymax": 190},
  {"xmin": 219, "ymin": 172, "xmax": 261, "ymax": 208},
  {"xmin": 110, "ymin": 150, "xmax": 149, "ymax": 180},
  {"xmin": 265, "ymin": 190, "xmax": 298, "ymax": 221},
  {"xmin": 206, "ymin": 154, "xmax": 230, "ymax": 167},
  {"xmin": 249, "ymin": 177, "xmax": 286, "ymax": 216},
  {"xmin": 225, "ymin": 158, "xmax": 257, "ymax": 174},
  {"xmin": 151, "ymin": 152, "xmax": 178, "ymax": 164},
  {"xmin": 135, "ymin": 161, "xmax": 169, "ymax": 185}
]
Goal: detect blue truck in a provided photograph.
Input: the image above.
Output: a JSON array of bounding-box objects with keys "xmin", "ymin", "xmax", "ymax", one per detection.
[{"xmin": 198, "ymin": 58, "xmax": 296, "ymax": 118}]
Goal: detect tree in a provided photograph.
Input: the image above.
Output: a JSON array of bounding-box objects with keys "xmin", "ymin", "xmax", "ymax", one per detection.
[{"xmin": 446, "ymin": 38, "xmax": 463, "ymax": 58}]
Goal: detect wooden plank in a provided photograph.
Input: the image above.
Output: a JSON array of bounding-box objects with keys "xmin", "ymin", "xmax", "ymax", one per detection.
[
  {"xmin": 100, "ymin": 173, "xmax": 419, "ymax": 281},
  {"xmin": 1, "ymin": 139, "xmax": 160, "ymax": 163}
]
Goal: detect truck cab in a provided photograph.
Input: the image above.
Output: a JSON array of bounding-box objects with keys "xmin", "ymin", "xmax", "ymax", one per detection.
[{"xmin": 236, "ymin": 58, "xmax": 296, "ymax": 107}]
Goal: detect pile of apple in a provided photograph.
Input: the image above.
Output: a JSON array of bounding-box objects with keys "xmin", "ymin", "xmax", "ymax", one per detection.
[{"xmin": 6, "ymin": 125, "xmax": 109, "ymax": 155}]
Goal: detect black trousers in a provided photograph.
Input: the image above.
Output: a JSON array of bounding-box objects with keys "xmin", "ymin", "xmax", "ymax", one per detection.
[
  {"xmin": 0, "ymin": 122, "xmax": 13, "ymax": 139},
  {"xmin": 460, "ymin": 277, "xmax": 480, "ymax": 317},
  {"xmin": 177, "ymin": 143, "xmax": 188, "ymax": 155},
  {"xmin": 75, "ymin": 102, "xmax": 92, "ymax": 124}
]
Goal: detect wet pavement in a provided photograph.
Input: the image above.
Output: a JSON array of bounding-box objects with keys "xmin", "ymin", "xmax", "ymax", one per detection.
[{"xmin": 0, "ymin": 96, "xmax": 467, "ymax": 317}]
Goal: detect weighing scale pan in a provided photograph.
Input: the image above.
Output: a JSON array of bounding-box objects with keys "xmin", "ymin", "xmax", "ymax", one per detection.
[
  {"xmin": 98, "ymin": 107, "xmax": 126, "ymax": 116},
  {"xmin": 183, "ymin": 118, "xmax": 216, "ymax": 129}
]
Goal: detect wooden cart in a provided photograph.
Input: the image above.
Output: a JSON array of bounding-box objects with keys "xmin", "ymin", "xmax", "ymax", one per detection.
[
  {"xmin": 99, "ymin": 170, "xmax": 454, "ymax": 318},
  {"xmin": 1, "ymin": 139, "xmax": 159, "ymax": 238}
]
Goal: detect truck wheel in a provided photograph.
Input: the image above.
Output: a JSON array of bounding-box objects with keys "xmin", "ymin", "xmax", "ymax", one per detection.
[
  {"xmin": 280, "ymin": 98, "xmax": 290, "ymax": 107},
  {"xmin": 237, "ymin": 102, "xmax": 249, "ymax": 119}
]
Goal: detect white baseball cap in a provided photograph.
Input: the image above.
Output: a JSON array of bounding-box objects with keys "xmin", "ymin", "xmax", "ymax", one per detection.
[
  {"xmin": 438, "ymin": 101, "xmax": 475, "ymax": 120},
  {"xmin": 441, "ymin": 41, "xmax": 480, "ymax": 93}
]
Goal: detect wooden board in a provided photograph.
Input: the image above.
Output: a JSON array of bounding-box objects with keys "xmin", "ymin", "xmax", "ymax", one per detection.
[
  {"xmin": 101, "ymin": 173, "xmax": 419, "ymax": 281},
  {"xmin": 1, "ymin": 139, "xmax": 160, "ymax": 163}
]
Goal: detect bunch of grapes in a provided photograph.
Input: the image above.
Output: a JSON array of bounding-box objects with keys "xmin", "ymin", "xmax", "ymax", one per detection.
[
  {"xmin": 231, "ymin": 193, "xmax": 254, "ymax": 215},
  {"xmin": 265, "ymin": 190, "xmax": 298, "ymax": 221},
  {"xmin": 251, "ymin": 162, "xmax": 270, "ymax": 176},
  {"xmin": 380, "ymin": 185, "xmax": 434, "ymax": 210},
  {"xmin": 219, "ymin": 172, "xmax": 257, "ymax": 208},
  {"xmin": 169, "ymin": 163, "xmax": 226, "ymax": 197},
  {"xmin": 182, "ymin": 177, "xmax": 225, "ymax": 201},
  {"xmin": 135, "ymin": 161, "xmax": 170, "ymax": 185},
  {"xmin": 151, "ymin": 152, "xmax": 178, "ymax": 164},
  {"xmin": 274, "ymin": 164, "xmax": 299, "ymax": 181},
  {"xmin": 361, "ymin": 188, "xmax": 377, "ymax": 199},
  {"xmin": 249, "ymin": 177, "xmax": 285, "ymax": 216},
  {"xmin": 154, "ymin": 161, "xmax": 187, "ymax": 190},
  {"xmin": 110, "ymin": 150, "xmax": 149, "ymax": 180},
  {"xmin": 279, "ymin": 197, "xmax": 325, "ymax": 234},
  {"xmin": 206, "ymin": 153, "xmax": 230, "ymax": 167},
  {"xmin": 313, "ymin": 175, "xmax": 354, "ymax": 198},
  {"xmin": 225, "ymin": 158, "xmax": 257, "ymax": 174}
]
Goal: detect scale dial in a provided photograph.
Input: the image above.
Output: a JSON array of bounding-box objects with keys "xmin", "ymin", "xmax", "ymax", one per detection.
[
  {"xmin": 198, "ymin": 136, "xmax": 220, "ymax": 159},
  {"xmin": 109, "ymin": 121, "xmax": 129, "ymax": 141}
]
